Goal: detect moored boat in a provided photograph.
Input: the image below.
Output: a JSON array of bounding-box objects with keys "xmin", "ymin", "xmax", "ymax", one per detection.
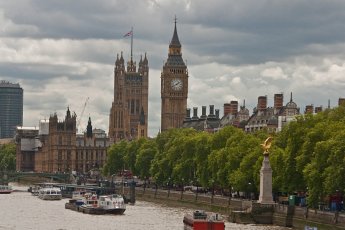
[
  {"xmin": 183, "ymin": 210, "xmax": 225, "ymax": 230},
  {"xmin": 0, "ymin": 185, "xmax": 13, "ymax": 194},
  {"xmin": 65, "ymin": 193, "xmax": 126, "ymax": 215},
  {"xmin": 98, "ymin": 194, "xmax": 126, "ymax": 214},
  {"xmin": 38, "ymin": 187, "xmax": 62, "ymax": 200}
]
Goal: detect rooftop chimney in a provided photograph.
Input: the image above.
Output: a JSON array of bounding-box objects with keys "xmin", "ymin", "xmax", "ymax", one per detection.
[
  {"xmin": 192, "ymin": 107, "xmax": 199, "ymax": 121},
  {"xmin": 305, "ymin": 105, "xmax": 314, "ymax": 114},
  {"xmin": 230, "ymin": 101, "xmax": 238, "ymax": 115},
  {"xmin": 257, "ymin": 96, "xmax": 267, "ymax": 111},
  {"xmin": 315, "ymin": 106, "xmax": 322, "ymax": 113},
  {"xmin": 339, "ymin": 98, "xmax": 345, "ymax": 106},
  {"xmin": 208, "ymin": 105, "xmax": 216, "ymax": 119},
  {"xmin": 274, "ymin": 93, "xmax": 283, "ymax": 110},
  {"xmin": 224, "ymin": 103, "xmax": 231, "ymax": 116},
  {"xmin": 184, "ymin": 108, "xmax": 191, "ymax": 122},
  {"xmin": 215, "ymin": 109, "xmax": 220, "ymax": 119},
  {"xmin": 200, "ymin": 106, "xmax": 207, "ymax": 120}
]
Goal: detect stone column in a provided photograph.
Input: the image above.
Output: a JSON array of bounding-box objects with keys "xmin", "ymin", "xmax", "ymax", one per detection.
[{"xmin": 258, "ymin": 155, "xmax": 275, "ymax": 204}]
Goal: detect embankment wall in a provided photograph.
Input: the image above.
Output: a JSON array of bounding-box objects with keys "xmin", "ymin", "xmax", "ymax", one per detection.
[{"xmin": 124, "ymin": 187, "xmax": 345, "ymax": 230}]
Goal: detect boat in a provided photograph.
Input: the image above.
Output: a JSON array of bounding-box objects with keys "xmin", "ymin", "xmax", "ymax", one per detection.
[
  {"xmin": 77, "ymin": 193, "xmax": 105, "ymax": 215},
  {"xmin": 98, "ymin": 194, "xmax": 126, "ymax": 214},
  {"xmin": 0, "ymin": 185, "xmax": 13, "ymax": 194},
  {"xmin": 65, "ymin": 193, "xmax": 126, "ymax": 215},
  {"xmin": 71, "ymin": 189, "xmax": 88, "ymax": 200},
  {"xmin": 183, "ymin": 210, "xmax": 225, "ymax": 230},
  {"xmin": 38, "ymin": 187, "xmax": 62, "ymax": 200}
]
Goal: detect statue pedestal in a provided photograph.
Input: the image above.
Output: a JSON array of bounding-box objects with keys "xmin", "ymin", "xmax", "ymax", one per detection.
[{"xmin": 258, "ymin": 155, "xmax": 275, "ymax": 204}]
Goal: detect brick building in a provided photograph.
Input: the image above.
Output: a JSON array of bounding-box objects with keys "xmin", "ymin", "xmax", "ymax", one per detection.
[
  {"xmin": 245, "ymin": 93, "xmax": 300, "ymax": 133},
  {"xmin": 16, "ymin": 108, "xmax": 109, "ymax": 173}
]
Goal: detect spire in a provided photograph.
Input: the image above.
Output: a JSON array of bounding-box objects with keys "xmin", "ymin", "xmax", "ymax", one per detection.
[
  {"xmin": 120, "ymin": 51, "xmax": 124, "ymax": 63},
  {"xmin": 143, "ymin": 52, "xmax": 148, "ymax": 64},
  {"xmin": 86, "ymin": 117, "xmax": 92, "ymax": 138},
  {"xmin": 170, "ymin": 15, "xmax": 181, "ymax": 48},
  {"xmin": 115, "ymin": 53, "xmax": 119, "ymax": 64},
  {"xmin": 66, "ymin": 106, "xmax": 71, "ymax": 119}
]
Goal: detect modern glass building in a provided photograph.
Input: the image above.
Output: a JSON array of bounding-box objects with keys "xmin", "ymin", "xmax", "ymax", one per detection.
[{"xmin": 0, "ymin": 81, "xmax": 23, "ymax": 138}]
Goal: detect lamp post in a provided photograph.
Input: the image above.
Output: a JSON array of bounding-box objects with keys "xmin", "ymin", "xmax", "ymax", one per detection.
[
  {"xmin": 195, "ymin": 179, "xmax": 199, "ymax": 202},
  {"xmin": 167, "ymin": 177, "xmax": 171, "ymax": 198},
  {"xmin": 180, "ymin": 178, "xmax": 184, "ymax": 200},
  {"xmin": 211, "ymin": 179, "xmax": 215, "ymax": 204},
  {"xmin": 248, "ymin": 182, "xmax": 252, "ymax": 200},
  {"xmin": 111, "ymin": 174, "xmax": 116, "ymax": 190}
]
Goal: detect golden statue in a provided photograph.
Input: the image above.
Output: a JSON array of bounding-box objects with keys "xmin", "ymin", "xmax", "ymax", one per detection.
[{"xmin": 261, "ymin": 137, "xmax": 273, "ymax": 155}]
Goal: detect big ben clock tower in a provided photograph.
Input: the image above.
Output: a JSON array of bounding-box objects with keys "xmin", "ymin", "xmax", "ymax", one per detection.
[{"xmin": 161, "ymin": 18, "xmax": 188, "ymax": 131}]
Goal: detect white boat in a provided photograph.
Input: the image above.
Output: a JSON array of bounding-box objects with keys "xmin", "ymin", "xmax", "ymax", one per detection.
[
  {"xmin": 81, "ymin": 192, "xmax": 98, "ymax": 207},
  {"xmin": 0, "ymin": 185, "xmax": 13, "ymax": 194},
  {"xmin": 71, "ymin": 190, "xmax": 87, "ymax": 200},
  {"xmin": 38, "ymin": 187, "xmax": 62, "ymax": 200},
  {"xmin": 98, "ymin": 194, "xmax": 126, "ymax": 214}
]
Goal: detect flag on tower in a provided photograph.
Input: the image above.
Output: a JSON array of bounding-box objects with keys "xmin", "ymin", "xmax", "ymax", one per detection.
[{"xmin": 123, "ymin": 30, "xmax": 133, "ymax": 37}]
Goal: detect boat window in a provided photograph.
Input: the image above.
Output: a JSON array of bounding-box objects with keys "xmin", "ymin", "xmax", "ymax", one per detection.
[
  {"xmin": 46, "ymin": 191, "xmax": 51, "ymax": 194},
  {"xmin": 51, "ymin": 191, "xmax": 56, "ymax": 194}
]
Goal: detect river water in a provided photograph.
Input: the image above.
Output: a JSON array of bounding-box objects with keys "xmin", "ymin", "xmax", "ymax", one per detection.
[{"xmin": 0, "ymin": 183, "xmax": 290, "ymax": 230}]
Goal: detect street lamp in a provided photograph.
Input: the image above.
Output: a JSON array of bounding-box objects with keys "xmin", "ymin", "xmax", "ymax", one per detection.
[
  {"xmin": 248, "ymin": 182, "xmax": 252, "ymax": 200},
  {"xmin": 180, "ymin": 178, "xmax": 184, "ymax": 200},
  {"xmin": 167, "ymin": 177, "xmax": 171, "ymax": 198},
  {"xmin": 111, "ymin": 174, "xmax": 116, "ymax": 189}
]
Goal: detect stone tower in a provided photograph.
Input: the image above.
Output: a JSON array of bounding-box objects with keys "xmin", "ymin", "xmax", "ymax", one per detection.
[
  {"xmin": 109, "ymin": 49, "xmax": 149, "ymax": 142},
  {"xmin": 35, "ymin": 107, "xmax": 77, "ymax": 172},
  {"xmin": 161, "ymin": 18, "xmax": 188, "ymax": 131}
]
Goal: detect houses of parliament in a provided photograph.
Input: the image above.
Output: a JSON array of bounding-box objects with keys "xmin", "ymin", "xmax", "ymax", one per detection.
[
  {"xmin": 15, "ymin": 20, "xmax": 188, "ymax": 173},
  {"xmin": 108, "ymin": 19, "xmax": 189, "ymax": 142}
]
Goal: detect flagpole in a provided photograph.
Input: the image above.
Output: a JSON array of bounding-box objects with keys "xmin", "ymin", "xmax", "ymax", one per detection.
[{"xmin": 131, "ymin": 27, "xmax": 133, "ymax": 62}]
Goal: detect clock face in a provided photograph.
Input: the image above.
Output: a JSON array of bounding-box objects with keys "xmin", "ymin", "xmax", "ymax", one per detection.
[{"xmin": 171, "ymin": 78, "xmax": 183, "ymax": 91}]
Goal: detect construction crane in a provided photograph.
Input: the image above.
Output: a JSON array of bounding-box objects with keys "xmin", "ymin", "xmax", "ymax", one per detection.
[{"xmin": 77, "ymin": 97, "xmax": 89, "ymax": 133}]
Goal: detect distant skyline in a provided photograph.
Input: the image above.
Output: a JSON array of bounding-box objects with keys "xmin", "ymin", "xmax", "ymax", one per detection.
[{"xmin": 1, "ymin": 1, "xmax": 345, "ymax": 137}]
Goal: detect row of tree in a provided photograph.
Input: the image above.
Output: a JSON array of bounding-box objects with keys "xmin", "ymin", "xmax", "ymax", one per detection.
[
  {"xmin": 103, "ymin": 105, "xmax": 345, "ymax": 207},
  {"xmin": 0, "ymin": 142, "xmax": 16, "ymax": 171}
]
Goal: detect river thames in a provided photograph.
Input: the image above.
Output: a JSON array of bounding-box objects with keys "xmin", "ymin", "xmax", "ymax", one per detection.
[{"xmin": 0, "ymin": 184, "xmax": 290, "ymax": 230}]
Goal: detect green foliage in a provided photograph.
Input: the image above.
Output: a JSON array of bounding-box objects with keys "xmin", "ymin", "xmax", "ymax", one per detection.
[
  {"xmin": 103, "ymin": 141, "xmax": 128, "ymax": 176},
  {"xmin": 103, "ymin": 105, "xmax": 345, "ymax": 207},
  {"xmin": 135, "ymin": 139, "xmax": 157, "ymax": 179},
  {"xmin": 0, "ymin": 142, "xmax": 16, "ymax": 171}
]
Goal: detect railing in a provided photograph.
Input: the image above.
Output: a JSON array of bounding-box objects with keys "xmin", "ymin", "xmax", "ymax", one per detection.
[{"xmin": 0, "ymin": 171, "xmax": 70, "ymax": 184}]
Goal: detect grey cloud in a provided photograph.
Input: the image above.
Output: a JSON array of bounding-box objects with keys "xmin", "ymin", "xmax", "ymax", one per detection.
[{"xmin": 1, "ymin": 0, "xmax": 345, "ymax": 136}]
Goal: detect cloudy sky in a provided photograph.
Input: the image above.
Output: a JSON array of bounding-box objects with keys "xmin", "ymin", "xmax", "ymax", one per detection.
[{"xmin": 1, "ymin": 0, "xmax": 345, "ymax": 137}]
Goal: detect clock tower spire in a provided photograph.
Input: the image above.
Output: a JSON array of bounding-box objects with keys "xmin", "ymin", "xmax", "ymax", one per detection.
[{"xmin": 161, "ymin": 17, "xmax": 189, "ymax": 132}]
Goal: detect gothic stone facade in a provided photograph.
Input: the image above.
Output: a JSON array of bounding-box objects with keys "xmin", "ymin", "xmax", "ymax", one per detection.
[
  {"xmin": 17, "ymin": 108, "xmax": 109, "ymax": 173},
  {"xmin": 109, "ymin": 53, "xmax": 149, "ymax": 142},
  {"xmin": 161, "ymin": 21, "xmax": 188, "ymax": 131}
]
